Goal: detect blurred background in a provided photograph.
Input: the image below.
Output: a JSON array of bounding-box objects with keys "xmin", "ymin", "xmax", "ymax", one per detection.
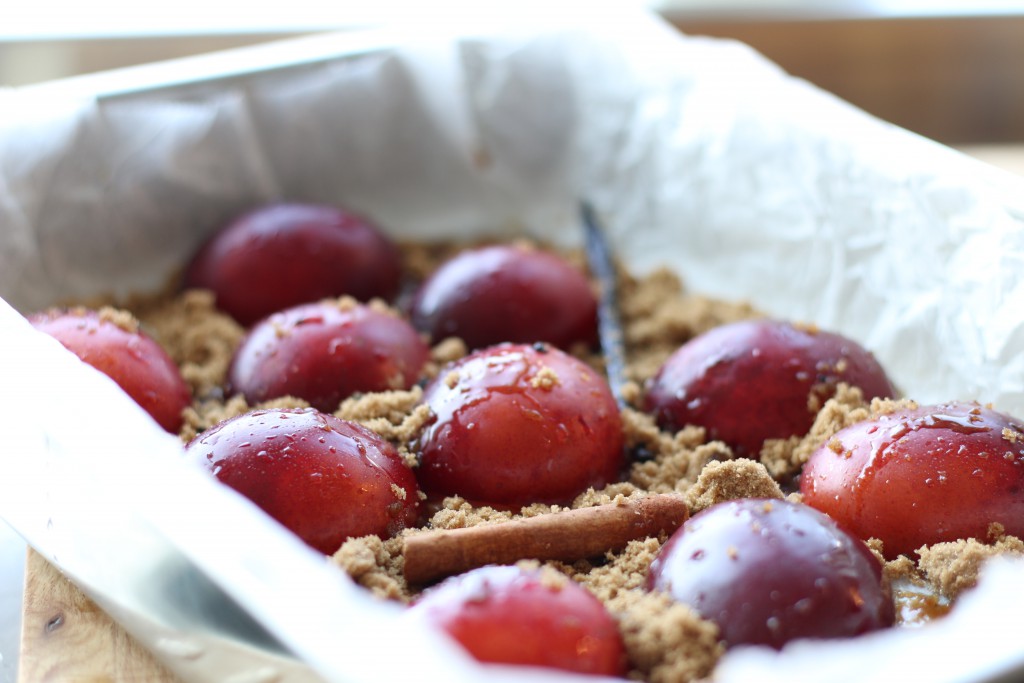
[{"xmin": 2, "ymin": 0, "xmax": 1024, "ymax": 150}]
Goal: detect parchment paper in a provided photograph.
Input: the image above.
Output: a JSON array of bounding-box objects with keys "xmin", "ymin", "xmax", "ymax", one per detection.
[{"xmin": 2, "ymin": 6, "xmax": 1024, "ymax": 682}]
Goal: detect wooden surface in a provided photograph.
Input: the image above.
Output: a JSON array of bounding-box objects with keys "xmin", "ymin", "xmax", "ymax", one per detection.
[
  {"xmin": 667, "ymin": 14, "xmax": 1024, "ymax": 145},
  {"xmin": 19, "ymin": 549, "xmax": 181, "ymax": 683}
]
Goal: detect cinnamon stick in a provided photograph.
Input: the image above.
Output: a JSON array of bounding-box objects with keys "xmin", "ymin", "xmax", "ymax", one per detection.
[{"xmin": 403, "ymin": 493, "xmax": 689, "ymax": 585}]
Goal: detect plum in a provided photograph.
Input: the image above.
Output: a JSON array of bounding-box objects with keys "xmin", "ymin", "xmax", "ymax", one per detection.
[
  {"xmin": 185, "ymin": 202, "xmax": 401, "ymax": 326},
  {"xmin": 801, "ymin": 401, "xmax": 1024, "ymax": 558},
  {"xmin": 30, "ymin": 308, "xmax": 190, "ymax": 433},
  {"xmin": 409, "ymin": 244, "xmax": 598, "ymax": 351},
  {"xmin": 647, "ymin": 498, "xmax": 893, "ymax": 649},
  {"xmin": 228, "ymin": 299, "xmax": 428, "ymax": 413},
  {"xmin": 185, "ymin": 408, "xmax": 420, "ymax": 554},
  {"xmin": 416, "ymin": 343, "xmax": 623, "ymax": 507},
  {"xmin": 408, "ymin": 565, "xmax": 626, "ymax": 676},
  {"xmin": 645, "ymin": 319, "xmax": 895, "ymax": 457}
]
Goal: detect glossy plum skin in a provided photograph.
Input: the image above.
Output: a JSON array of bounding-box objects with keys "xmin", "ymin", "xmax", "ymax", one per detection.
[
  {"xmin": 228, "ymin": 300, "xmax": 428, "ymax": 413},
  {"xmin": 185, "ymin": 408, "xmax": 420, "ymax": 554},
  {"xmin": 644, "ymin": 320, "xmax": 895, "ymax": 458},
  {"xmin": 185, "ymin": 203, "xmax": 402, "ymax": 326},
  {"xmin": 408, "ymin": 565, "xmax": 626, "ymax": 676},
  {"xmin": 29, "ymin": 308, "xmax": 190, "ymax": 433},
  {"xmin": 647, "ymin": 499, "xmax": 893, "ymax": 649},
  {"xmin": 409, "ymin": 244, "xmax": 598, "ymax": 351},
  {"xmin": 417, "ymin": 343, "xmax": 623, "ymax": 507},
  {"xmin": 801, "ymin": 401, "xmax": 1024, "ymax": 559}
]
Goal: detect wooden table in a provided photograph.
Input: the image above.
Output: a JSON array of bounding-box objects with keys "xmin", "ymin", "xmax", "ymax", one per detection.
[{"xmin": 19, "ymin": 550, "xmax": 180, "ymax": 682}]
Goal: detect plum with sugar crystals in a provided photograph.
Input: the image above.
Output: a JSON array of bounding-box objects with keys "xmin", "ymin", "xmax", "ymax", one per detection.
[
  {"xmin": 802, "ymin": 401, "xmax": 1024, "ymax": 558},
  {"xmin": 416, "ymin": 343, "xmax": 623, "ymax": 507},
  {"xmin": 227, "ymin": 299, "xmax": 428, "ymax": 413},
  {"xmin": 185, "ymin": 408, "xmax": 420, "ymax": 554},
  {"xmin": 29, "ymin": 308, "xmax": 190, "ymax": 433},
  {"xmin": 408, "ymin": 565, "xmax": 626, "ymax": 676},
  {"xmin": 647, "ymin": 498, "xmax": 894, "ymax": 649},
  {"xmin": 644, "ymin": 319, "xmax": 895, "ymax": 458}
]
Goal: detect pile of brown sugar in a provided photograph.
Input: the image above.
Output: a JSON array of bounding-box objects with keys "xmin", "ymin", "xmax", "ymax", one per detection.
[{"xmin": 125, "ymin": 241, "xmax": 1021, "ymax": 683}]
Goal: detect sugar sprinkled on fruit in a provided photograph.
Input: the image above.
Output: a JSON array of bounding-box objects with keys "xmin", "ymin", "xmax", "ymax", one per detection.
[
  {"xmin": 647, "ymin": 498, "xmax": 894, "ymax": 649},
  {"xmin": 416, "ymin": 343, "xmax": 623, "ymax": 506},
  {"xmin": 801, "ymin": 401, "xmax": 1024, "ymax": 558},
  {"xmin": 29, "ymin": 307, "xmax": 191, "ymax": 433},
  {"xmin": 644, "ymin": 319, "xmax": 895, "ymax": 458},
  {"xmin": 228, "ymin": 299, "xmax": 427, "ymax": 413},
  {"xmin": 185, "ymin": 408, "xmax": 420, "ymax": 554},
  {"xmin": 407, "ymin": 565, "xmax": 626, "ymax": 676}
]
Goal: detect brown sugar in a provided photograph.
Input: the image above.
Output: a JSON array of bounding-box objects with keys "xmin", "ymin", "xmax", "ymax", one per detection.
[
  {"xmin": 333, "ymin": 534, "xmax": 409, "ymax": 601},
  {"xmin": 137, "ymin": 289, "xmax": 244, "ymax": 399},
  {"xmin": 684, "ymin": 459, "xmax": 784, "ymax": 514},
  {"xmin": 616, "ymin": 591, "xmax": 723, "ymax": 683},
  {"xmin": 334, "ymin": 387, "xmax": 432, "ymax": 464},
  {"xmin": 618, "ymin": 267, "xmax": 756, "ymax": 384},
  {"xmin": 917, "ymin": 528, "xmax": 1024, "ymax": 600},
  {"xmin": 96, "ymin": 305, "xmax": 141, "ymax": 334},
  {"xmin": 622, "ymin": 408, "xmax": 727, "ymax": 494}
]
